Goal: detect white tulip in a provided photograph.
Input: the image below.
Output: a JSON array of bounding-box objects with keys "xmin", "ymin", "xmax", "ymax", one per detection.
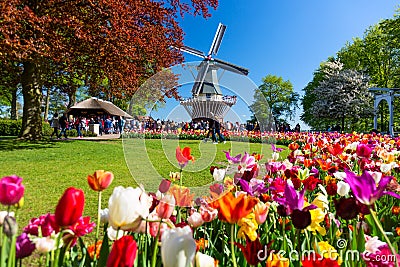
[
  {"xmin": 337, "ymin": 181, "xmax": 350, "ymax": 196},
  {"xmin": 333, "ymin": 171, "xmax": 346, "ymax": 180},
  {"xmin": 213, "ymin": 168, "xmax": 225, "ymax": 182},
  {"xmin": 161, "ymin": 226, "xmax": 196, "ymax": 267},
  {"xmin": 34, "ymin": 236, "xmax": 56, "ymax": 254},
  {"xmin": 380, "ymin": 164, "xmax": 392, "ymax": 175},
  {"xmin": 107, "ymin": 226, "xmax": 125, "ymax": 241},
  {"xmin": 108, "ymin": 186, "xmax": 153, "ymax": 231},
  {"xmin": 368, "ymin": 171, "xmax": 382, "ymax": 184},
  {"xmin": 100, "ymin": 208, "xmax": 109, "ymax": 224},
  {"xmin": 195, "ymin": 252, "xmax": 217, "ymax": 267}
]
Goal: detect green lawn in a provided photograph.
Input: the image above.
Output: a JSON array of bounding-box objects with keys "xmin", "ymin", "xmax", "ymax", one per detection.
[{"xmin": 0, "ymin": 137, "xmax": 286, "ymax": 230}]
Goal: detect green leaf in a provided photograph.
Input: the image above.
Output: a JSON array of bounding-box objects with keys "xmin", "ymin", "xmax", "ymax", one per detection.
[{"xmin": 97, "ymin": 224, "xmax": 110, "ymax": 267}]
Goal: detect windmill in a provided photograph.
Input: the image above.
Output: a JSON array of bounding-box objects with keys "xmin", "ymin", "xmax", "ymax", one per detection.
[{"xmin": 178, "ymin": 23, "xmax": 249, "ymax": 120}]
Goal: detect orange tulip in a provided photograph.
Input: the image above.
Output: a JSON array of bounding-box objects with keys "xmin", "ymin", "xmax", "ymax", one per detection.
[
  {"xmin": 210, "ymin": 192, "xmax": 258, "ymax": 224},
  {"xmin": 87, "ymin": 170, "xmax": 114, "ymax": 191},
  {"xmin": 87, "ymin": 240, "xmax": 102, "ymax": 260},
  {"xmin": 169, "ymin": 185, "xmax": 195, "ymax": 207}
]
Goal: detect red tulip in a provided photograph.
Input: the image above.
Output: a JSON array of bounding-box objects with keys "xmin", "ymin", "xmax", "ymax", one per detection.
[
  {"xmin": 106, "ymin": 235, "xmax": 137, "ymax": 267},
  {"xmin": 87, "ymin": 170, "xmax": 114, "ymax": 191},
  {"xmin": 55, "ymin": 187, "xmax": 85, "ymax": 227},
  {"xmin": 176, "ymin": 146, "xmax": 195, "ymax": 167}
]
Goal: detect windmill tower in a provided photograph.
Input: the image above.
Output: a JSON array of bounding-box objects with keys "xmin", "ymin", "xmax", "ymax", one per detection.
[{"xmin": 178, "ymin": 23, "xmax": 249, "ymax": 120}]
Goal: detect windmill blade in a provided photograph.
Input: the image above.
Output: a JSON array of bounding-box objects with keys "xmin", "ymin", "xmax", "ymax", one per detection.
[
  {"xmin": 213, "ymin": 58, "xmax": 249, "ymax": 76},
  {"xmin": 192, "ymin": 61, "xmax": 210, "ymax": 95},
  {"xmin": 208, "ymin": 23, "xmax": 226, "ymax": 56},
  {"xmin": 175, "ymin": 45, "xmax": 206, "ymax": 58}
]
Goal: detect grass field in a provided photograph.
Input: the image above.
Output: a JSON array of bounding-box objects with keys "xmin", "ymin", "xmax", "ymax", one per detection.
[{"xmin": 0, "ymin": 136, "xmax": 286, "ymax": 232}]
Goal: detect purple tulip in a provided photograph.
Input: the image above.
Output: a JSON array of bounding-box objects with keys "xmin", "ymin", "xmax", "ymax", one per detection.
[
  {"xmin": 223, "ymin": 150, "xmax": 241, "ymax": 164},
  {"xmin": 0, "ymin": 175, "xmax": 25, "ymax": 206},
  {"xmin": 16, "ymin": 233, "xmax": 35, "ymax": 259},
  {"xmin": 239, "ymin": 178, "xmax": 268, "ymax": 197},
  {"xmin": 344, "ymin": 170, "xmax": 400, "ymax": 206},
  {"xmin": 271, "ymin": 144, "xmax": 283, "ymax": 152},
  {"xmin": 274, "ymin": 180, "xmax": 316, "ymax": 214}
]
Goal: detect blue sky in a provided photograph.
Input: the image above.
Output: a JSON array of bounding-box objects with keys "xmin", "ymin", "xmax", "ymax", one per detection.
[{"xmin": 150, "ymin": 0, "xmax": 399, "ymax": 129}]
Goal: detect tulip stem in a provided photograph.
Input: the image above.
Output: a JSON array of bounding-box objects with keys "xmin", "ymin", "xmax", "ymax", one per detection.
[
  {"xmin": 230, "ymin": 224, "xmax": 238, "ymax": 267},
  {"xmin": 369, "ymin": 207, "xmax": 399, "ymax": 267},
  {"xmin": 93, "ymin": 191, "xmax": 102, "ymax": 264},
  {"xmin": 150, "ymin": 237, "xmax": 159, "ymax": 267},
  {"xmin": 53, "ymin": 232, "xmax": 62, "ymax": 267}
]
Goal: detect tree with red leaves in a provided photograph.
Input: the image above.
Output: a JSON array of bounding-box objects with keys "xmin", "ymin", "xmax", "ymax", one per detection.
[{"xmin": 0, "ymin": 0, "xmax": 218, "ymax": 140}]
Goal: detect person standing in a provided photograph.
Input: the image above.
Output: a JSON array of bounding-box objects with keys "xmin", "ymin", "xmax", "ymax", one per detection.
[
  {"xmin": 118, "ymin": 116, "xmax": 125, "ymax": 136},
  {"xmin": 59, "ymin": 113, "xmax": 68, "ymax": 139},
  {"xmin": 50, "ymin": 113, "xmax": 60, "ymax": 139},
  {"xmin": 211, "ymin": 118, "xmax": 226, "ymax": 144}
]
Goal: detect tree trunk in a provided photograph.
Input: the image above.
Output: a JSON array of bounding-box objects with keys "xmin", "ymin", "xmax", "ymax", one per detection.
[
  {"xmin": 10, "ymin": 88, "xmax": 18, "ymax": 120},
  {"xmin": 20, "ymin": 62, "xmax": 43, "ymax": 140},
  {"xmin": 44, "ymin": 87, "xmax": 50, "ymax": 122},
  {"xmin": 67, "ymin": 91, "xmax": 76, "ymax": 109}
]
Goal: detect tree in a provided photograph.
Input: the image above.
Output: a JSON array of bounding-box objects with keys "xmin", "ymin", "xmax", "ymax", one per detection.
[
  {"xmin": 0, "ymin": 0, "xmax": 218, "ymax": 140},
  {"xmin": 252, "ymin": 74, "xmax": 299, "ymax": 126},
  {"xmin": 309, "ymin": 60, "xmax": 373, "ymax": 131}
]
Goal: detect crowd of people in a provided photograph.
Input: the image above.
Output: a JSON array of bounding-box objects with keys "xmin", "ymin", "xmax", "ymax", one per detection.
[
  {"xmin": 49, "ymin": 112, "xmax": 304, "ymax": 141},
  {"xmin": 49, "ymin": 113, "xmax": 126, "ymax": 139}
]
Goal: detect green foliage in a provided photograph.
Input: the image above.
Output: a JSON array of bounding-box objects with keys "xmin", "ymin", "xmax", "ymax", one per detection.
[
  {"xmin": 252, "ymin": 74, "xmax": 299, "ymax": 127},
  {"xmin": 0, "ymin": 120, "xmax": 82, "ymax": 137},
  {"xmin": 0, "ymin": 119, "xmax": 22, "ymax": 136}
]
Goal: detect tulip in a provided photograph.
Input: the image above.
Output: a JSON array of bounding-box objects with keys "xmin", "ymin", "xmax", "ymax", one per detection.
[
  {"xmin": 55, "ymin": 187, "xmax": 85, "ymax": 227},
  {"xmin": 195, "ymin": 252, "xmax": 218, "ymax": 267},
  {"xmin": 106, "ymin": 235, "xmax": 137, "ymax": 267},
  {"xmin": 235, "ymin": 237, "xmax": 264, "ymax": 266},
  {"xmin": 16, "ymin": 232, "xmax": 35, "ymax": 259},
  {"xmin": 156, "ymin": 194, "xmax": 175, "ymax": 219},
  {"xmin": 199, "ymin": 205, "xmax": 217, "ymax": 222},
  {"xmin": 266, "ymin": 253, "xmax": 289, "ymax": 267},
  {"xmin": 344, "ymin": 170, "xmax": 400, "ymax": 206},
  {"xmin": 336, "ymin": 181, "xmax": 350, "ymax": 196},
  {"xmin": 87, "ymin": 170, "xmax": 114, "ymax": 191},
  {"xmin": 176, "ymin": 146, "xmax": 195, "ymax": 168},
  {"xmin": 107, "ymin": 226, "xmax": 124, "ymax": 241},
  {"xmin": 188, "ymin": 212, "xmax": 204, "ymax": 228},
  {"xmin": 254, "ymin": 202, "xmax": 270, "ymax": 224},
  {"xmin": 0, "ymin": 211, "xmax": 14, "ymax": 225},
  {"xmin": 108, "ymin": 186, "xmax": 152, "ymax": 231},
  {"xmin": 210, "ymin": 192, "xmax": 258, "ymax": 224},
  {"xmin": 34, "ymin": 236, "xmax": 57, "ymax": 254},
  {"xmin": 159, "ymin": 179, "xmax": 171, "ymax": 193},
  {"xmin": 161, "ymin": 226, "xmax": 196, "ymax": 267},
  {"xmin": 0, "ymin": 175, "xmax": 25, "ymax": 206},
  {"xmin": 3, "ymin": 215, "xmax": 18, "ymax": 237},
  {"xmin": 212, "ymin": 168, "xmax": 225, "ymax": 182},
  {"xmin": 223, "ymin": 150, "xmax": 241, "ymax": 164}
]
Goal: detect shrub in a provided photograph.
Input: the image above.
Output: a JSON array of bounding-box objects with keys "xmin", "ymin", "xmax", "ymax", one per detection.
[{"xmin": 0, "ymin": 119, "xmax": 22, "ymax": 136}]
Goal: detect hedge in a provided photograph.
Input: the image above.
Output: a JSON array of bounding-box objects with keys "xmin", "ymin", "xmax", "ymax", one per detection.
[{"xmin": 0, "ymin": 119, "xmax": 54, "ymax": 136}]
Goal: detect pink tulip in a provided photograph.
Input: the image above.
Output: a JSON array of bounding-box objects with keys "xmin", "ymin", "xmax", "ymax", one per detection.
[
  {"xmin": 156, "ymin": 194, "xmax": 175, "ymax": 219},
  {"xmin": 0, "ymin": 175, "xmax": 25, "ymax": 206}
]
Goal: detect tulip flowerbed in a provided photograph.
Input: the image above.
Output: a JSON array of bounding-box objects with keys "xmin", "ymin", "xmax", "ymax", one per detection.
[{"xmin": 1, "ymin": 132, "xmax": 400, "ymax": 267}]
